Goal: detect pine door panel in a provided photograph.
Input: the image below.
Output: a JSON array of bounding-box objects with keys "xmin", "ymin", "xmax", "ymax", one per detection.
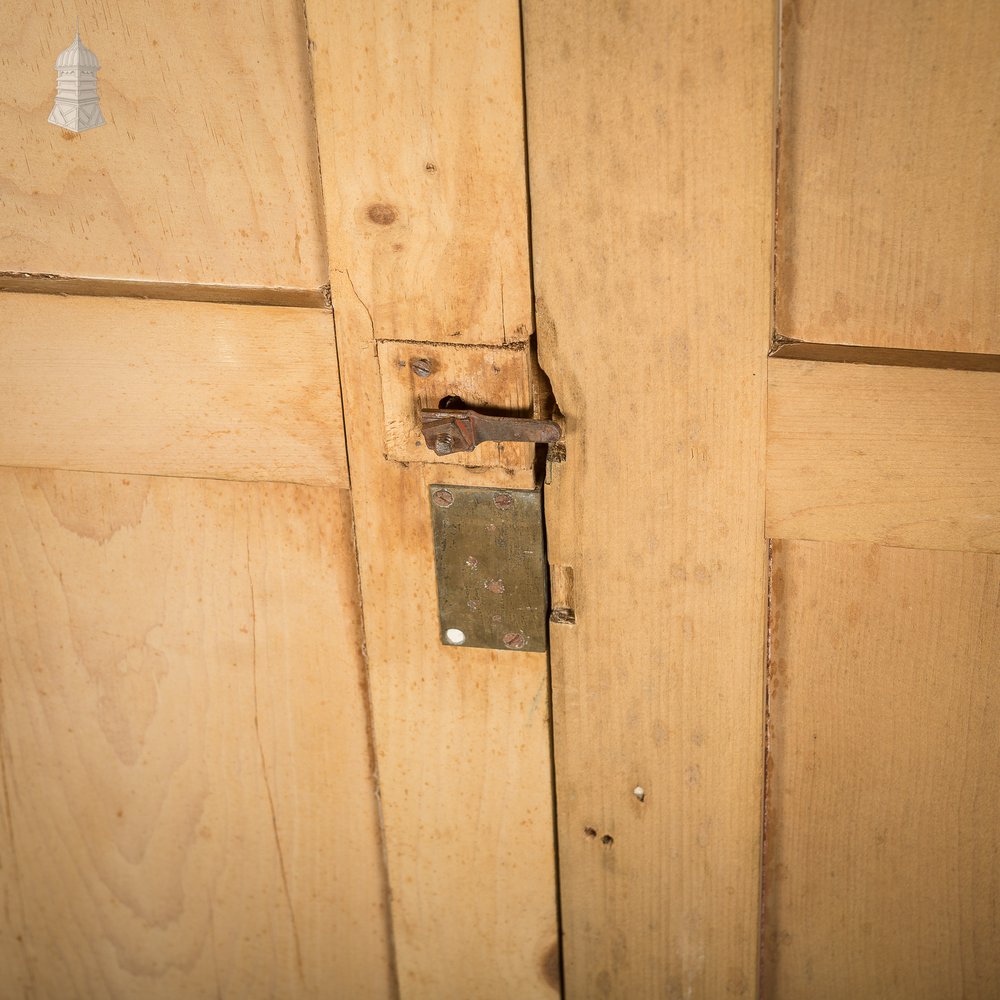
[
  {"xmin": 0, "ymin": 2, "xmax": 327, "ymax": 293},
  {"xmin": 776, "ymin": 0, "xmax": 1000, "ymax": 353},
  {"xmin": 0, "ymin": 469, "xmax": 392, "ymax": 998},
  {"xmin": 764, "ymin": 540, "xmax": 1000, "ymax": 997}
]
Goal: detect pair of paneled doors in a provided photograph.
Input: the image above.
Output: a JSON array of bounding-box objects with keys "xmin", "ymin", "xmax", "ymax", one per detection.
[{"xmin": 1, "ymin": 1, "xmax": 997, "ymax": 997}]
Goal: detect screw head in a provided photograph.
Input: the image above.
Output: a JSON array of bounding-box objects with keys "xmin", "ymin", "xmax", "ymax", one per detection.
[
  {"xmin": 493, "ymin": 492, "xmax": 514, "ymax": 510},
  {"xmin": 502, "ymin": 630, "xmax": 527, "ymax": 649},
  {"xmin": 434, "ymin": 434, "xmax": 455, "ymax": 456},
  {"xmin": 410, "ymin": 357, "xmax": 433, "ymax": 378},
  {"xmin": 432, "ymin": 488, "xmax": 454, "ymax": 508}
]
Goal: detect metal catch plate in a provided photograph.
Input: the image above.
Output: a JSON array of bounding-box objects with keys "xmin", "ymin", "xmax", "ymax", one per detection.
[{"xmin": 429, "ymin": 484, "xmax": 548, "ymax": 652}]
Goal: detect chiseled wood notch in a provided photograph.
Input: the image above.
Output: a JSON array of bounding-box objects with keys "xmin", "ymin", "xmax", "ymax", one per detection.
[
  {"xmin": 776, "ymin": 0, "xmax": 1000, "ymax": 354},
  {"xmin": 311, "ymin": 1, "xmax": 531, "ymax": 346},
  {"xmin": 0, "ymin": 3, "xmax": 327, "ymax": 290},
  {"xmin": 0, "ymin": 293, "xmax": 349, "ymax": 487},
  {"xmin": 307, "ymin": 2, "xmax": 559, "ymax": 996},
  {"xmin": 523, "ymin": 0, "xmax": 773, "ymax": 995},
  {"xmin": 764, "ymin": 540, "xmax": 1000, "ymax": 998},
  {"xmin": 377, "ymin": 339, "xmax": 534, "ymax": 469},
  {"xmin": 767, "ymin": 358, "xmax": 1000, "ymax": 553},
  {"xmin": 0, "ymin": 470, "xmax": 393, "ymax": 999}
]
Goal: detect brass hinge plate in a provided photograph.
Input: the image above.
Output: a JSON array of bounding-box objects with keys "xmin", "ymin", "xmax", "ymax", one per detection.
[{"xmin": 429, "ymin": 484, "xmax": 548, "ymax": 652}]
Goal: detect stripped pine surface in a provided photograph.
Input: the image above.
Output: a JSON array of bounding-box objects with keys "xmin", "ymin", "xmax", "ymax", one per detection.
[
  {"xmin": 776, "ymin": 0, "xmax": 1000, "ymax": 353},
  {"xmin": 0, "ymin": 2, "xmax": 327, "ymax": 290},
  {"xmin": 764, "ymin": 540, "xmax": 1000, "ymax": 998},
  {"xmin": 0, "ymin": 469, "xmax": 393, "ymax": 999},
  {"xmin": 377, "ymin": 339, "xmax": 535, "ymax": 470},
  {"xmin": 766, "ymin": 359, "xmax": 1000, "ymax": 553},
  {"xmin": 306, "ymin": 1, "xmax": 559, "ymax": 996},
  {"xmin": 0, "ymin": 293, "xmax": 349, "ymax": 487},
  {"xmin": 305, "ymin": 0, "xmax": 532, "ymax": 346},
  {"xmin": 523, "ymin": 0, "xmax": 774, "ymax": 995}
]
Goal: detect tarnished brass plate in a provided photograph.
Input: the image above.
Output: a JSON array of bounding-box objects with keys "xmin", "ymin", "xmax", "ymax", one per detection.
[{"xmin": 429, "ymin": 484, "xmax": 548, "ymax": 652}]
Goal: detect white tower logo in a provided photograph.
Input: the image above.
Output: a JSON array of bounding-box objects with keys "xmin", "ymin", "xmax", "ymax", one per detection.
[{"xmin": 48, "ymin": 30, "xmax": 105, "ymax": 133}]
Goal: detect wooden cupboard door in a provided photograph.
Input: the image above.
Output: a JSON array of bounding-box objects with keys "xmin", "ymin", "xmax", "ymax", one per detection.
[
  {"xmin": 3, "ymin": 2, "xmax": 561, "ymax": 998},
  {"xmin": 763, "ymin": 1, "xmax": 1000, "ymax": 995},
  {"xmin": 523, "ymin": 0, "xmax": 999, "ymax": 995},
  {"xmin": 0, "ymin": 297, "xmax": 395, "ymax": 1000},
  {"xmin": 0, "ymin": 3, "xmax": 394, "ymax": 996}
]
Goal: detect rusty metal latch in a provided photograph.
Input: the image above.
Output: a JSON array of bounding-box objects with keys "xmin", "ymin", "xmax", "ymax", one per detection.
[{"xmin": 420, "ymin": 406, "xmax": 561, "ymax": 456}]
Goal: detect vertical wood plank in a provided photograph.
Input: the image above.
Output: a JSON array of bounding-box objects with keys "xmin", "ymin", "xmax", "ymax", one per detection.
[
  {"xmin": 523, "ymin": 1, "xmax": 774, "ymax": 995},
  {"xmin": 0, "ymin": 470, "xmax": 393, "ymax": 999},
  {"xmin": 764, "ymin": 540, "xmax": 1000, "ymax": 998},
  {"xmin": 307, "ymin": 0, "xmax": 532, "ymax": 346},
  {"xmin": 306, "ymin": 2, "xmax": 559, "ymax": 996}
]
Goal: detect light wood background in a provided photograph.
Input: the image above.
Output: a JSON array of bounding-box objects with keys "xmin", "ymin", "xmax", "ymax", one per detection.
[
  {"xmin": 764, "ymin": 0, "xmax": 1000, "ymax": 994},
  {"xmin": 523, "ymin": 0, "xmax": 773, "ymax": 995},
  {"xmin": 0, "ymin": 294, "xmax": 348, "ymax": 486},
  {"xmin": 764, "ymin": 540, "xmax": 1000, "ymax": 998},
  {"xmin": 0, "ymin": 2, "xmax": 327, "ymax": 291},
  {"xmin": 306, "ymin": 1, "xmax": 560, "ymax": 996},
  {"xmin": 5, "ymin": 0, "xmax": 998, "ymax": 996},
  {"xmin": 0, "ymin": 470, "xmax": 393, "ymax": 998},
  {"xmin": 776, "ymin": 0, "xmax": 1000, "ymax": 354}
]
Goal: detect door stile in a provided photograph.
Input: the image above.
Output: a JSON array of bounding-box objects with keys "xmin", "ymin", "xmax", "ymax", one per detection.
[
  {"xmin": 305, "ymin": 2, "xmax": 562, "ymax": 997},
  {"xmin": 523, "ymin": 1, "xmax": 776, "ymax": 995}
]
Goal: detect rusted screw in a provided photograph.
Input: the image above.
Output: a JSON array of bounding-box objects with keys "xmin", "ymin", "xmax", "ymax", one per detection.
[
  {"xmin": 493, "ymin": 492, "xmax": 514, "ymax": 510},
  {"xmin": 432, "ymin": 488, "xmax": 454, "ymax": 508},
  {"xmin": 410, "ymin": 357, "xmax": 433, "ymax": 378},
  {"xmin": 434, "ymin": 434, "xmax": 455, "ymax": 456},
  {"xmin": 502, "ymin": 630, "xmax": 527, "ymax": 649}
]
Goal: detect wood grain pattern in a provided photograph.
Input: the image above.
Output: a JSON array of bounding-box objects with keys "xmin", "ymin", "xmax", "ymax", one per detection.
[
  {"xmin": 307, "ymin": 2, "xmax": 559, "ymax": 996},
  {"xmin": 523, "ymin": 1, "xmax": 773, "ymax": 995},
  {"xmin": 0, "ymin": 469, "xmax": 392, "ymax": 999},
  {"xmin": 0, "ymin": 2, "xmax": 327, "ymax": 290},
  {"xmin": 0, "ymin": 293, "xmax": 348, "ymax": 487},
  {"xmin": 310, "ymin": 0, "xmax": 531, "ymax": 345},
  {"xmin": 377, "ymin": 339, "xmax": 534, "ymax": 469},
  {"xmin": 776, "ymin": 0, "xmax": 1000, "ymax": 353},
  {"xmin": 764, "ymin": 540, "xmax": 1000, "ymax": 998},
  {"xmin": 767, "ymin": 359, "xmax": 1000, "ymax": 553}
]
